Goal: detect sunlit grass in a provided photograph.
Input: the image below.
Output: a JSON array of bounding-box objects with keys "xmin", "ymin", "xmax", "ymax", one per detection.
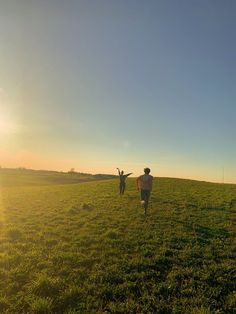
[{"xmin": 0, "ymin": 173, "xmax": 235, "ymax": 313}]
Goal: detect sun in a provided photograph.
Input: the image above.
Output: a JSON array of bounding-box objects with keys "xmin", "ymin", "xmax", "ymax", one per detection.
[
  {"xmin": 0, "ymin": 88, "xmax": 20, "ymax": 135},
  {"xmin": 0, "ymin": 112, "xmax": 18, "ymax": 135}
]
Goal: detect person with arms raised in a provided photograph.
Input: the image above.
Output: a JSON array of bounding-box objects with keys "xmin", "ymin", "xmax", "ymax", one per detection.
[{"xmin": 117, "ymin": 168, "xmax": 132, "ymax": 196}]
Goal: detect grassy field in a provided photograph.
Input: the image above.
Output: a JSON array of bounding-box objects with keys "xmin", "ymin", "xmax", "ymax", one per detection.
[
  {"xmin": 0, "ymin": 172, "xmax": 236, "ymax": 313},
  {"xmin": 0, "ymin": 168, "xmax": 116, "ymax": 187}
]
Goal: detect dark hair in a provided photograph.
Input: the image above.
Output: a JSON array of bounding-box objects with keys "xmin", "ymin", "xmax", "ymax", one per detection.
[{"xmin": 144, "ymin": 168, "xmax": 150, "ymax": 174}]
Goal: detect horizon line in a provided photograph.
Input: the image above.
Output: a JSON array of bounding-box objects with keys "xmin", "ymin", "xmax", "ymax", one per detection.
[{"xmin": 1, "ymin": 166, "xmax": 235, "ymax": 185}]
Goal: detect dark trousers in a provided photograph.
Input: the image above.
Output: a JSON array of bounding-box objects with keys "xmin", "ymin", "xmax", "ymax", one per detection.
[
  {"xmin": 141, "ymin": 189, "xmax": 151, "ymax": 212},
  {"xmin": 120, "ymin": 182, "xmax": 126, "ymax": 195}
]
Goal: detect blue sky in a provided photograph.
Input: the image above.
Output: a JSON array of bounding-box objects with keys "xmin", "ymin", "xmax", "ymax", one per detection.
[{"xmin": 0, "ymin": 0, "xmax": 235, "ymax": 182}]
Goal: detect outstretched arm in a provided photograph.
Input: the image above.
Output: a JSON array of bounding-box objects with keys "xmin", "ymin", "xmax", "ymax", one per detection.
[
  {"xmin": 126, "ymin": 173, "xmax": 133, "ymax": 177},
  {"xmin": 116, "ymin": 168, "xmax": 120, "ymax": 175}
]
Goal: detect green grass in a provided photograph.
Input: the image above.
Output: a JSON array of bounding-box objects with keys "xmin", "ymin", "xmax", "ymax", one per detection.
[
  {"xmin": 0, "ymin": 168, "xmax": 116, "ymax": 187},
  {"xmin": 0, "ymin": 175, "xmax": 235, "ymax": 313}
]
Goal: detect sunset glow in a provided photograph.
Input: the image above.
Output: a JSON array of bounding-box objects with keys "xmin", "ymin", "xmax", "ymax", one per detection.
[{"xmin": 0, "ymin": 1, "xmax": 235, "ymax": 183}]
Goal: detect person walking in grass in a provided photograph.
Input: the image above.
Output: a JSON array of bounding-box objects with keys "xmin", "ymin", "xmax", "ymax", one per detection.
[
  {"xmin": 137, "ymin": 168, "xmax": 153, "ymax": 214},
  {"xmin": 117, "ymin": 168, "xmax": 132, "ymax": 196}
]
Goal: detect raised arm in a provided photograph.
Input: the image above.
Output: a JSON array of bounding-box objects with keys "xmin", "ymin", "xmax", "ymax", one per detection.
[
  {"xmin": 116, "ymin": 168, "xmax": 121, "ymax": 176},
  {"xmin": 125, "ymin": 173, "xmax": 133, "ymax": 177}
]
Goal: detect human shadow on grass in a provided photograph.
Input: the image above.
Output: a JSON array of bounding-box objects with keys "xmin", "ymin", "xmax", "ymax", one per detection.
[
  {"xmin": 186, "ymin": 223, "xmax": 229, "ymax": 244},
  {"xmin": 125, "ymin": 256, "xmax": 173, "ymax": 284}
]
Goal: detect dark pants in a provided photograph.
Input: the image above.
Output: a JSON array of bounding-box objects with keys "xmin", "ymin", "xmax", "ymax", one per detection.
[
  {"xmin": 120, "ymin": 182, "xmax": 126, "ymax": 195},
  {"xmin": 141, "ymin": 189, "xmax": 151, "ymax": 212}
]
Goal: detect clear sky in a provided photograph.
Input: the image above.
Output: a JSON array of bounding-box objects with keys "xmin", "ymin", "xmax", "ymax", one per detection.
[{"xmin": 0, "ymin": 0, "xmax": 235, "ymax": 183}]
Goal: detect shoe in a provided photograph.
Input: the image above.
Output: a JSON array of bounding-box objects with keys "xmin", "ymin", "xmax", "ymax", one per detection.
[{"xmin": 140, "ymin": 200, "xmax": 145, "ymax": 205}]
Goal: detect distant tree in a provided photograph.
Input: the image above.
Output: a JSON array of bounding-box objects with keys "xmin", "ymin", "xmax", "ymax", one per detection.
[{"xmin": 68, "ymin": 168, "xmax": 75, "ymax": 174}]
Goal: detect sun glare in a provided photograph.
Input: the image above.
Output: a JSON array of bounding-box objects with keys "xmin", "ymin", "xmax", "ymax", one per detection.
[
  {"xmin": 0, "ymin": 112, "xmax": 19, "ymax": 135},
  {"xmin": 0, "ymin": 89, "xmax": 20, "ymax": 135}
]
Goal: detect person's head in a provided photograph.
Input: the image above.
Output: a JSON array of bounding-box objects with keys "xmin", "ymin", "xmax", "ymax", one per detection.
[
  {"xmin": 121, "ymin": 170, "xmax": 124, "ymax": 175},
  {"xmin": 144, "ymin": 168, "xmax": 151, "ymax": 174}
]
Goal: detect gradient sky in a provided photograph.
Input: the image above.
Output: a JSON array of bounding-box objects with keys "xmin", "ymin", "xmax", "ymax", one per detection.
[{"xmin": 0, "ymin": 0, "xmax": 235, "ymax": 183}]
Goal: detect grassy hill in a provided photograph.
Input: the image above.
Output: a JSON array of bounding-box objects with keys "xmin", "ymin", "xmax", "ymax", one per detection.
[
  {"xmin": 0, "ymin": 168, "xmax": 116, "ymax": 187},
  {"xmin": 0, "ymin": 174, "xmax": 235, "ymax": 313}
]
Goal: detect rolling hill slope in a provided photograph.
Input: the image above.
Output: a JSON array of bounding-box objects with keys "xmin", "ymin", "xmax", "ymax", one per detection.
[{"xmin": 0, "ymin": 176, "xmax": 235, "ymax": 313}]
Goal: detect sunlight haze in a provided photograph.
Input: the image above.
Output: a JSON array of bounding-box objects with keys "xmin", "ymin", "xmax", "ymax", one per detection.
[{"xmin": 0, "ymin": 0, "xmax": 235, "ymax": 183}]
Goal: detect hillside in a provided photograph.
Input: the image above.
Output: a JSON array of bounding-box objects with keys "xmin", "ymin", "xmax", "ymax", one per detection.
[
  {"xmin": 0, "ymin": 168, "xmax": 117, "ymax": 187},
  {"xmin": 0, "ymin": 177, "xmax": 235, "ymax": 313}
]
